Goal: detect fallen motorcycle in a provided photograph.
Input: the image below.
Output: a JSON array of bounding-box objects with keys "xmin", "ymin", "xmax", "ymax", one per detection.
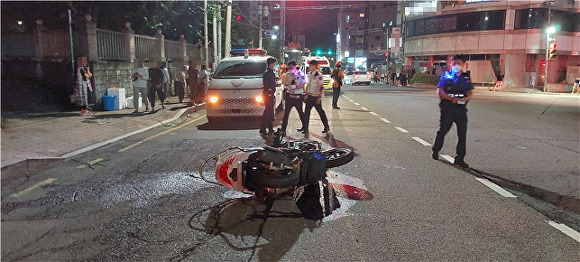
[{"xmin": 199, "ymin": 130, "xmax": 354, "ymax": 202}]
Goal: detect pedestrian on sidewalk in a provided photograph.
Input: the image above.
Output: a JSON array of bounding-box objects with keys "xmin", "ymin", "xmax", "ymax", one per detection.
[
  {"xmin": 302, "ymin": 60, "xmax": 330, "ymax": 134},
  {"xmin": 330, "ymin": 61, "xmax": 344, "ymax": 109},
  {"xmin": 280, "ymin": 60, "xmax": 307, "ymax": 136},
  {"xmin": 197, "ymin": 65, "xmax": 209, "ymax": 104},
  {"xmin": 160, "ymin": 63, "xmax": 171, "ymax": 101},
  {"xmin": 174, "ymin": 68, "xmax": 187, "ymax": 103},
  {"xmin": 259, "ymin": 57, "xmax": 278, "ymax": 136},
  {"xmin": 131, "ymin": 63, "xmax": 149, "ymax": 113},
  {"xmin": 148, "ymin": 63, "xmax": 166, "ymax": 112},
  {"xmin": 432, "ymin": 54, "xmax": 474, "ymax": 168},
  {"xmin": 187, "ymin": 61, "xmax": 200, "ymax": 106},
  {"xmin": 75, "ymin": 57, "xmax": 94, "ymax": 115}
]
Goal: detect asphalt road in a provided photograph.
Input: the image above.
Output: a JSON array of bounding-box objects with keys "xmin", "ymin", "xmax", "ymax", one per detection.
[{"xmin": 2, "ymin": 84, "xmax": 579, "ymax": 261}]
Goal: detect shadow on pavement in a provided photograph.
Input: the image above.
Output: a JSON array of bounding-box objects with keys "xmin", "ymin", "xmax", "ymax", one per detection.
[
  {"xmin": 197, "ymin": 117, "xmax": 261, "ymax": 130},
  {"xmin": 441, "ymin": 160, "xmax": 580, "ymax": 214}
]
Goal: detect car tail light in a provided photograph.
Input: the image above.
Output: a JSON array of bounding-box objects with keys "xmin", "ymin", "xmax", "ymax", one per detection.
[{"xmin": 217, "ymin": 155, "xmax": 235, "ymax": 186}]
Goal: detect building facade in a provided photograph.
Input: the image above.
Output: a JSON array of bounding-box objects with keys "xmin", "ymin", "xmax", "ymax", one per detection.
[{"xmin": 403, "ymin": 0, "xmax": 580, "ymax": 88}]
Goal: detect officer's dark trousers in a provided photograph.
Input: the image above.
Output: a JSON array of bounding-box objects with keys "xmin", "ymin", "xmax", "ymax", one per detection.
[
  {"xmin": 332, "ymin": 86, "xmax": 341, "ymax": 108},
  {"xmin": 281, "ymin": 95, "xmax": 306, "ymax": 132},
  {"xmin": 433, "ymin": 103, "xmax": 468, "ymax": 161},
  {"xmin": 304, "ymin": 96, "xmax": 329, "ymax": 131},
  {"xmin": 148, "ymin": 84, "xmax": 166, "ymax": 108},
  {"xmin": 175, "ymin": 81, "xmax": 185, "ymax": 102},
  {"xmin": 189, "ymin": 84, "xmax": 199, "ymax": 104},
  {"xmin": 260, "ymin": 95, "xmax": 275, "ymax": 133}
]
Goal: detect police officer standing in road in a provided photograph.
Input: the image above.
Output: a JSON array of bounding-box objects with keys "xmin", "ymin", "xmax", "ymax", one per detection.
[
  {"xmin": 280, "ymin": 61, "xmax": 307, "ymax": 136},
  {"xmin": 302, "ymin": 60, "xmax": 330, "ymax": 134},
  {"xmin": 432, "ymin": 54, "xmax": 474, "ymax": 168},
  {"xmin": 330, "ymin": 61, "xmax": 344, "ymax": 109},
  {"xmin": 259, "ymin": 57, "xmax": 278, "ymax": 136}
]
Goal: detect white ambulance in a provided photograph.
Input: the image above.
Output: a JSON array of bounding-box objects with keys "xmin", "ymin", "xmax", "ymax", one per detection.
[
  {"xmin": 301, "ymin": 56, "xmax": 333, "ymax": 92},
  {"xmin": 205, "ymin": 49, "xmax": 284, "ymax": 122}
]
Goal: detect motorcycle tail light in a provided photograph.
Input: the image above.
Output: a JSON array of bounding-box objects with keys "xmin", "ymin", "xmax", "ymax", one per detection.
[{"xmin": 218, "ymin": 155, "xmax": 235, "ymax": 187}]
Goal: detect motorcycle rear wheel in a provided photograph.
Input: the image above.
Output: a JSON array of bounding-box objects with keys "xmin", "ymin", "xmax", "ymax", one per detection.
[{"xmin": 322, "ymin": 148, "xmax": 354, "ymax": 168}]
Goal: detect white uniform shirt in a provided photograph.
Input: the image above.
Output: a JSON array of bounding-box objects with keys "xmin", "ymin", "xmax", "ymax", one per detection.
[
  {"xmin": 306, "ymin": 70, "xmax": 324, "ymax": 96},
  {"xmin": 284, "ymin": 71, "xmax": 306, "ymax": 95},
  {"xmin": 132, "ymin": 67, "xmax": 149, "ymax": 88}
]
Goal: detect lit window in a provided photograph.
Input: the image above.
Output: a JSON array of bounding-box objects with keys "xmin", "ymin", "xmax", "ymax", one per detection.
[
  {"xmin": 360, "ymin": 13, "xmax": 365, "ymax": 18},
  {"xmin": 346, "ymin": 15, "xmax": 350, "ymax": 22}
]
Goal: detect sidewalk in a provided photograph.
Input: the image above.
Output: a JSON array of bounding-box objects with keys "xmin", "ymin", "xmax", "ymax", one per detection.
[{"xmin": 1, "ymin": 96, "xmax": 205, "ymax": 175}]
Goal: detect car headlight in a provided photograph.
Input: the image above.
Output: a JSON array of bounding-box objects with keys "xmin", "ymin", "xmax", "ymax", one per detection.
[
  {"xmin": 255, "ymin": 95, "xmax": 263, "ymax": 103},
  {"xmin": 209, "ymin": 96, "xmax": 219, "ymax": 103}
]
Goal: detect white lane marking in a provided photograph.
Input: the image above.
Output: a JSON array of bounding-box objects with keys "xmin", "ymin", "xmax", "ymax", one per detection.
[
  {"xmin": 441, "ymin": 154, "xmax": 455, "ymax": 163},
  {"xmin": 380, "ymin": 118, "xmax": 391, "ymax": 123},
  {"xmin": 475, "ymin": 177, "xmax": 517, "ymax": 198},
  {"xmin": 395, "ymin": 127, "xmax": 409, "ymax": 133},
  {"xmin": 412, "ymin": 137, "xmax": 432, "ymax": 146},
  {"xmin": 354, "ymin": 102, "xmax": 360, "ymax": 106},
  {"xmin": 547, "ymin": 221, "xmax": 580, "ymax": 243},
  {"xmin": 342, "ymin": 95, "xmax": 349, "ymax": 99},
  {"xmin": 361, "ymin": 107, "xmax": 369, "ymax": 111},
  {"xmin": 369, "ymin": 112, "xmax": 378, "ymax": 116},
  {"xmin": 11, "ymin": 178, "xmax": 57, "ymax": 197}
]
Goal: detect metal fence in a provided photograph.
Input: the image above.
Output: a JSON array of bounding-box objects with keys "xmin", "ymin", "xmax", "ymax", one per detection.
[
  {"xmin": 186, "ymin": 43, "xmax": 196, "ymax": 57},
  {"xmin": 135, "ymin": 35, "xmax": 158, "ymax": 60},
  {"xmin": 96, "ymin": 29, "xmax": 127, "ymax": 61},
  {"xmin": 164, "ymin": 39, "xmax": 182, "ymax": 61}
]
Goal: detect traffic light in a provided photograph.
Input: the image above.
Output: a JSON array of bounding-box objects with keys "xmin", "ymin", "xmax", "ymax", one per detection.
[
  {"xmin": 327, "ymin": 49, "xmax": 333, "ymax": 55},
  {"xmin": 549, "ymin": 43, "xmax": 557, "ymax": 59},
  {"xmin": 315, "ymin": 49, "xmax": 323, "ymax": 56},
  {"xmin": 235, "ymin": 15, "xmax": 242, "ymax": 20}
]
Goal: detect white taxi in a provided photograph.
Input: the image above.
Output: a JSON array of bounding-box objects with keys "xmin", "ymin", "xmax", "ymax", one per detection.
[{"xmin": 206, "ymin": 49, "xmax": 284, "ymax": 122}]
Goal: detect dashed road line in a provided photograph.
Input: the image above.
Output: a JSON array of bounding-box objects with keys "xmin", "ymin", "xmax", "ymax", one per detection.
[
  {"xmin": 412, "ymin": 137, "xmax": 432, "ymax": 146},
  {"xmin": 354, "ymin": 102, "xmax": 360, "ymax": 106},
  {"xmin": 394, "ymin": 127, "xmax": 409, "ymax": 133},
  {"xmin": 547, "ymin": 221, "xmax": 580, "ymax": 243},
  {"xmin": 380, "ymin": 118, "xmax": 391, "ymax": 123},
  {"xmin": 475, "ymin": 177, "xmax": 517, "ymax": 198},
  {"xmin": 369, "ymin": 112, "xmax": 378, "ymax": 116},
  {"xmin": 361, "ymin": 107, "xmax": 369, "ymax": 111},
  {"xmin": 441, "ymin": 154, "xmax": 455, "ymax": 163},
  {"xmin": 11, "ymin": 178, "xmax": 57, "ymax": 198}
]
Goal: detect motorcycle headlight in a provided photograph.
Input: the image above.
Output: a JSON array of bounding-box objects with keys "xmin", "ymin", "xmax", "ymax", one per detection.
[
  {"xmin": 255, "ymin": 95, "xmax": 263, "ymax": 103},
  {"xmin": 209, "ymin": 96, "xmax": 219, "ymax": 103}
]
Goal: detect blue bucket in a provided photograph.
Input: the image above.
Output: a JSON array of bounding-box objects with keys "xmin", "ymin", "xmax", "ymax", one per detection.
[{"xmin": 103, "ymin": 95, "xmax": 116, "ymax": 111}]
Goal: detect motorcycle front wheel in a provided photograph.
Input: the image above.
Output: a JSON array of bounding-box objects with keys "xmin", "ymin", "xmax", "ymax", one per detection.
[{"xmin": 322, "ymin": 148, "xmax": 354, "ymax": 168}]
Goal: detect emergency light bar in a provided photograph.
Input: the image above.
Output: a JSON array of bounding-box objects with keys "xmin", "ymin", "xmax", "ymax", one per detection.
[{"xmin": 230, "ymin": 49, "xmax": 268, "ymax": 57}]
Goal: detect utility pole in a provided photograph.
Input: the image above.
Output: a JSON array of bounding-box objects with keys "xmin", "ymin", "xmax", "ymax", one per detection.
[
  {"xmin": 218, "ymin": 15, "xmax": 222, "ymax": 61},
  {"xmin": 225, "ymin": 0, "xmax": 232, "ymax": 57},
  {"xmin": 281, "ymin": 0, "xmax": 286, "ymax": 60},
  {"xmin": 213, "ymin": 15, "xmax": 218, "ymax": 68},
  {"xmin": 543, "ymin": 0, "xmax": 552, "ymax": 92},
  {"xmin": 259, "ymin": 1, "xmax": 263, "ymax": 49},
  {"xmin": 204, "ymin": 0, "xmax": 209, "ymax": 69}
]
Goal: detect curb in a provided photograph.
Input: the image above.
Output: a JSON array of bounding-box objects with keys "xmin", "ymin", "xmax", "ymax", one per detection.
[{"xmin": 1, "ymin": 104, "xmax": 205, "ymax": 179}]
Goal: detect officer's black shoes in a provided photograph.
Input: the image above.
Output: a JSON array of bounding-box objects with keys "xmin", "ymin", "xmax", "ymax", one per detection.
[
  {"xmin": 432, "ymin": 151, "xmax": 439, "ymax": 160},
  {"xmin": 259, "ymin": 130, "xmax": 267, "ymax": 136},
  {"xmin": 454, "ymin": 159, "xmax": 469, "ymax": 168},
  {"xmin": 297, "ymin": 128, "xmax": 307, "ymax": 133},
  {"xmin": 322, "ymin": 128, "xmax": 331, "ymax": 134},
  {"xmin": 333, "ymin": 106, "xmax": 341, "ymax": 109}
]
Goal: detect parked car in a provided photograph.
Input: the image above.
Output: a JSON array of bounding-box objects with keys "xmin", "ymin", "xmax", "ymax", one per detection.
[
  {"xmin": 351, "ymin": 71, "xmax": 372, "ymax": 85},
  {"xmin": 205, "ymin": 49, "xmax": 284, "ymax": 122}
]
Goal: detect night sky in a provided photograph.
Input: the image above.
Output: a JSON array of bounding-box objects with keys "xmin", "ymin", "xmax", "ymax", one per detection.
[{"xmin": 284, "ymin": 0, "xmax": 340, "ymax": 51}]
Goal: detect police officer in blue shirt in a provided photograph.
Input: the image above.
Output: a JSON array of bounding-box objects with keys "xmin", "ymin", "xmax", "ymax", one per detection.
[{"xmin": 432, "ymin": 54, "xmax": 474, "ymax": 168}]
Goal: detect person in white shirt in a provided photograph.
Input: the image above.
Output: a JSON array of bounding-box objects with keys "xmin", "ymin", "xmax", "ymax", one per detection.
[
  {"xmin": 160, "ymin": 64, "xmax": 171, "ymax": 101},
  {"xmin": 280, "ymin": 61, "xmax": 307, "ymax": 135},
  {"xmin": 131, "ymin": 64, "xmax": 149, "ymax": 113},
  {"xmin": 302, "ymin": 60, "xmax": 330, "ymax": 134}
]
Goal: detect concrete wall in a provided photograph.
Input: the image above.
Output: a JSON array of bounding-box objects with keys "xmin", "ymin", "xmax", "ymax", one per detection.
[
  {"xmin": 91, "ymin": 61, "xmax": 134, "ymax": 109},
  {"xmin": 503, "ymin": 53, "xmax": 527, "ymax": 88}
]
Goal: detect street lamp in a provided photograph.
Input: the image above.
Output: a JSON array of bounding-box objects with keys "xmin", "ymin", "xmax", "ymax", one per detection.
[{"xmin": 543, "ymin": 26, "xmax": 557, "ymax": 92}]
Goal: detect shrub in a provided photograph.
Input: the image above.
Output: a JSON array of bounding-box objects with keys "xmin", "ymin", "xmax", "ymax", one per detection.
[{"xmin": 410, "ymin": 72, "xmax": 439, "ymax": 85}]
